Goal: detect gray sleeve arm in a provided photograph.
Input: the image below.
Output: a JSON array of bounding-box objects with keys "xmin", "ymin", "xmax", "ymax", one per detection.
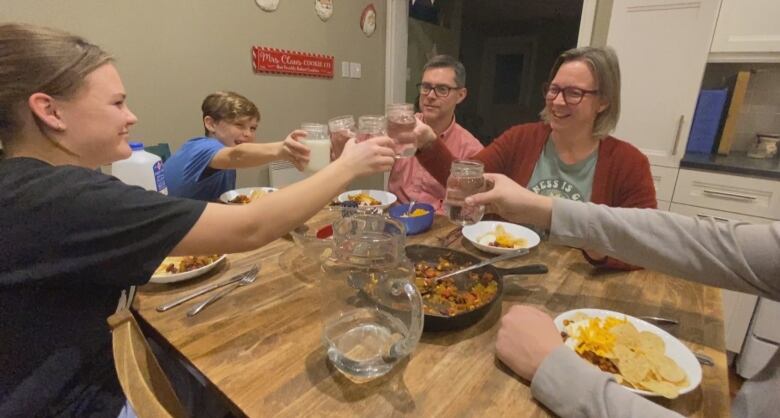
[
  {"xmin": 531, "ymin": 346, "xmax": 684, "ymax": 418},
  {"xmin": 550, "ymin": 199, "xmax": 780, "ymax": 300}
]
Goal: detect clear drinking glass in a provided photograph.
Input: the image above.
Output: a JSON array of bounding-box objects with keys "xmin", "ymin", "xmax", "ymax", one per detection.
[
  {"xmin": 301, "ymin": 122, "xmax": 331, "ymax": 172},
  {"xmin": 320, "ymin": 214, "xmax": 423, "ymax": 383},
  {"xmin": 327, "ymin": 115, "xmax": 356, "ymax": 160},
  {"xmin": 386, "ymin": 103, "xmax": 417, "ymax": 158},
  {"xmin": 357, "ymin": 115, "xmax": 386, "ymax": 143},
  {"xmin": 444, "ymin": 160, "xmax": 486, "ymax": 225}
]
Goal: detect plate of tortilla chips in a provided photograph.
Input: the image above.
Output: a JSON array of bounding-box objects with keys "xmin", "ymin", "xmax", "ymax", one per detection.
[{"xmin": 554, "ymin": 308, "xmax": 702, "ymax": 399}]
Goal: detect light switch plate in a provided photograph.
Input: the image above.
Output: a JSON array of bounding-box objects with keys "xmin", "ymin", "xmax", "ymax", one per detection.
[
  {"xmin": 341, "ymin": 61, "xmax": 350, "ymax": 78},
  {"xmin": 349, "ymin": 62, "xmax": 362, "ymax": 79}
]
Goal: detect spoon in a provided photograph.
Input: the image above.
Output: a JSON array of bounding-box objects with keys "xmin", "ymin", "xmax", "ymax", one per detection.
[{"xmin": 405, "ymin": 200, "xmax": 416, "ymax": 217}]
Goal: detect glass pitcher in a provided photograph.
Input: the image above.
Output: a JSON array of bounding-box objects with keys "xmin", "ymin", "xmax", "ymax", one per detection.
[{"xmin": 320, "ymin": 214, "xmax": 423, "ymax": 383}]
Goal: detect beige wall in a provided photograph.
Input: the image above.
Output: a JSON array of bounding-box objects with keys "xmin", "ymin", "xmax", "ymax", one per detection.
[
  {"xmin": 3, "ymin": 0, "xmax": 387, "ymax": 188},
  {"xmin": 591, "ymin": 0, "xmax": 613, "ymax": 47}
]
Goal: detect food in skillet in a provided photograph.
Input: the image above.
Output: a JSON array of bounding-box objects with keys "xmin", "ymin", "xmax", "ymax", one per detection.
[
  {"xmin": 561, "ymin": 313, "xmax": 688, "ymax": 398},
  {"xmin": 228, "ymin": 189, "xmax": 267, "ymax": 204},
  {"xmin": 414, "ymin": 257, "xmax": 498, "ymax": 316},
  {"xmin": 154, "ymin": 255, "xmax": 222, "ymax": 275},
  {"xmin": 347, "ymin": 192, "xmax": 382, "ymax": 206},
  {"xmin": 477, "ymin": 225, "xmax": 528, "ymax": 249}
]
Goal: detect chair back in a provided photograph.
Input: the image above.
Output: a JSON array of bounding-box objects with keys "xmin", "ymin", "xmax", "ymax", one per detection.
[
  {"xmin": 108, "ymin": 309, "xmax": 187, "ymax": 418},
  {"xmin": 145, "ymin": 143, "xmax": 172, "ymax": 162}
]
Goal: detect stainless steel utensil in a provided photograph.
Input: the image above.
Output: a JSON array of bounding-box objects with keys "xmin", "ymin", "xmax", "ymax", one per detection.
[
  {"xmin": 638, "ymin": 316, "xmax": 680, "ymax": 325},
  {"xmin": 187, "ymin": 270, "xmax": 258, "ymax": 317},
  {"xmin": 693, "ymin": 352, "xmax": 715, "ymax": 366},
  {"xmin": 156, "ymin": 265, "xmax": 259, "ymax": 312},
  {"xmin": 404, "ymin": 200, "xmax": 416, "ymax": 217},
  {"xmin": 433, "ymin": 248, "xmax": 529, "ymax": 283},
  {"xmin": 438, "ymin": 227, "xmax": 462, "ymax": 248}
]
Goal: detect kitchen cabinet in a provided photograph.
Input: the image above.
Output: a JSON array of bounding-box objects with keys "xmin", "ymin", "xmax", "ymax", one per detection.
[
  {"xmin": 607, "ymin": 0, "xmax": 721, "ymax": 168},
  {"xmin": 670, "ymin": 168, "xmax": 779, "ymax": 354},
  {"xmin": 711, "ymin": 0, "xmax": 780, "ymax": 57}
]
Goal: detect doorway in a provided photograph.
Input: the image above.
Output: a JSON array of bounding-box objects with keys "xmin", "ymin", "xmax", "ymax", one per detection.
[{"xmin": 404, "ymin": 0, "xmax": 587, "ymax": 144}]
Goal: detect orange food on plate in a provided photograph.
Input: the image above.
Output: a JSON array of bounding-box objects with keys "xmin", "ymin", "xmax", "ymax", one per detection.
[
  {"xmin": 348, "ymin": 192, "xmax": 381, "ymax": 206},
  {"xmin": 154, "ymin": 255, "xmax": 221, "ymax": 275}
]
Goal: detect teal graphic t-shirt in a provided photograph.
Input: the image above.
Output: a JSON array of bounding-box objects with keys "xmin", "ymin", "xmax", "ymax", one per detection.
[{"xmin": 527, "ymin": 138, "xmax": 598, "ymax": 202}]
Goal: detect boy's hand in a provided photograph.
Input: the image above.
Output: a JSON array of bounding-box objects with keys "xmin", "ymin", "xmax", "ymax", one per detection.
[
  {"xmin": 495, "ymin": 305, "xmax": 563, "ymax": 381},
  {"xmin": 279, "ymin": 129, "xmax": 309, "ymax": 171}
]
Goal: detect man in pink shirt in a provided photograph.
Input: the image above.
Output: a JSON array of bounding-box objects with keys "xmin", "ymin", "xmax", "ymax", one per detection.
[{"xmin": 389, "ymin": 55, "xmax": 483, "ymax": 213}]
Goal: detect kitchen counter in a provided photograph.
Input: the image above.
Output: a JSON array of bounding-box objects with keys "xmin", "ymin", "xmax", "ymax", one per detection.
[{"xmin": 680, "ymin": 151, "xmax": 780, "ymax": 180}]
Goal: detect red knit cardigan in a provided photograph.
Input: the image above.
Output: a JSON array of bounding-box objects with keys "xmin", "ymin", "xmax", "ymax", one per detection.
[{"xmin": 417, "ymin": 121, "xmax": 657, "ymax": 270}]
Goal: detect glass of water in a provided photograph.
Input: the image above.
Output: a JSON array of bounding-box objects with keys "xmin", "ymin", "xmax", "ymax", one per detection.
[
  {"xmin": 386, "ymin": 103, "xmax": 417, "ymax": 158},
  {"xmin": 327, "ymin": 115, "xmax": 355, "ymax": 160},
  {"xmin": 356, "ymin": 115, "xmax": 386, "ymax": 143},
  {"xmin": 444, "ymin": 160, "xmax": 485, "ymax": 225}
]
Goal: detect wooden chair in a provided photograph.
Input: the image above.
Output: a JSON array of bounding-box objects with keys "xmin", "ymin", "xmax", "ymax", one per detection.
[{"xmin": 108, "ymin": 309, "xmax": 187, "ymax": 418}]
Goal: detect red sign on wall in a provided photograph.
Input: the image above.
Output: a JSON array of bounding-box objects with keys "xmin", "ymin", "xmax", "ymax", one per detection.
[{"xmin": 252, "ymin": 46, "xmax": 334, "ymax": 78}]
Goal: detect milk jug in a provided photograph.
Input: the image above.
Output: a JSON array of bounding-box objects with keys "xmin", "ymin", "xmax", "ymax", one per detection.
[{"xmin": 111, "ymin": 142, "xmax": 168, "ymax": 194}]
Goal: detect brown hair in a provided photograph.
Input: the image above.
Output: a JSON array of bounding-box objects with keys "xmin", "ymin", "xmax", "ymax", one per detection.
[
  {"xmin": 201, "ymin": 91, "xmax": 260, "ymax": 135},
  {"xmin": 540, "ymin": 46, "xmax": 621, "ymax": 139},
  {"xmin": 0, "ymin": 23, "xmax": 113, "ymax": 145}
]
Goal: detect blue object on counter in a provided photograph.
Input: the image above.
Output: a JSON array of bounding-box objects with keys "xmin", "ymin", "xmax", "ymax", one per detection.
[
  {"xmin": 687, "ymin": 89, "xmax": 728, "ymax": 154},
  {"xmin": 388, "ymin": 202, "xmax": 435, "ymax": 235}
]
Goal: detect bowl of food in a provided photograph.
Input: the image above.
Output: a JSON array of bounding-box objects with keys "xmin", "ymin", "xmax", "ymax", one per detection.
[
  {"xmin": 336, "ymin": 189, "xmax": 397, "ymax": 212},
  {"xmin": 462, "ymin": 221, "xmax": 540, "ymax": 255},
  {"xmin": 219, "ymin": 187, "xmax": 278, "ymax": 204},
  {"xmin": 388, "ymin": 203, "xmax": 435, "ymax": 235}
]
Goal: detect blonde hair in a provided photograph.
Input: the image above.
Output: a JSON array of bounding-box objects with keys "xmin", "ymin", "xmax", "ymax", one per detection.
[
  {"xmin": 540, "ymin": 46, "xmax": 621, "ymax": 139},
  {"xmin": 201, "ymin": 91, "xmax": 260, "ymax": 135},
  {"xmin": 0, "ymin": 23, "xmax": 112, "ymax": 145}
]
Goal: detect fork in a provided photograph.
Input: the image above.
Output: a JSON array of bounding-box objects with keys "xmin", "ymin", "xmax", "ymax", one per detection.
[
  {"xmin": 187, "ymin": 269, "xmax": 258, "ymax": 317},
  {"xmin": 638, "ymin": 316, "xmax": 715, "ymax": 366}
]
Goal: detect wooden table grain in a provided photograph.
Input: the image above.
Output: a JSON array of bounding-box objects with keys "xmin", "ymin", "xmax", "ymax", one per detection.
[{"xmin": 134, "ymin": 215, "xmax": 730, "ymax": 417}]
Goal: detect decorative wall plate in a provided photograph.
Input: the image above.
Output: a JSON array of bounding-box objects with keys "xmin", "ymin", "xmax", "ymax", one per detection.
[
  {"xmin": 315, "ymin": 0, "xmax": 333, "ymax": 21},
  {"xmin": 256, "ymin": 0, "xmax": 280, "ymax": 12},
  {"xmin": 360, "ymin": 4, "xmax": 377, "ymax": 37}
]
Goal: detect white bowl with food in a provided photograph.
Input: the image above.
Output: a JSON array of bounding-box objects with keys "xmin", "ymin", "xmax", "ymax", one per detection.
[
  {"xmin": 336, "ymin": 189, "xmax": 397, "ymax": 211},
  {"xmin": 462, "ymin": 221, "xmax": 540, "ymax": 254},
  {"xmin": 150, "ymin": 254, "xmax": 227, "ymax": 284},
  {"xmin": 219, "ymin": 187, "xmax": 278, "ymax": 204},
  {"xmin": 554, "ymin": 308, "xmax": 702, "ymax": 399}
]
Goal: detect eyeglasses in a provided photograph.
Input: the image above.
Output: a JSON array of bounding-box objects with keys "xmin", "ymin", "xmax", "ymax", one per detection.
[
  {"xmin": 543, "ymin": 83, "xmax": 599, "ymax": 105},
  {"xmin": 417, "ymin": 83, "xmax": 461, "ymax": 98}
]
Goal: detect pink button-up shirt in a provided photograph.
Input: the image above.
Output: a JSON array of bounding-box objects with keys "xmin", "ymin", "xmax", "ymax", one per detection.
[{"xmin": 388, "ymin": 116, "xmax": 483, "ymax": 214}]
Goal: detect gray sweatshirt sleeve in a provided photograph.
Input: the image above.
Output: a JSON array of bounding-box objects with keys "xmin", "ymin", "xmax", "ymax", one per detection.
[
  {"xmin": 531, "ymin": 346, "xmax": 683, "ymax": 418},
  {"xmin": 549, "ymin": 198, "xmax": 780, "ymax": 300}
]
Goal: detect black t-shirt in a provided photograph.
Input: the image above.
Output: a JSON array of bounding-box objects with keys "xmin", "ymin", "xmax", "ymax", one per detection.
[{"xmin": 0, "ymin": 158, "xmax": 206, "ymax": 417}]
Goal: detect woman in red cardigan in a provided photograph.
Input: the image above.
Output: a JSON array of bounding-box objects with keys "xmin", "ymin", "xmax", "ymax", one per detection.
[{"xmin": 413, "ymin": 46, "xmax": 656, "ymax": 270}]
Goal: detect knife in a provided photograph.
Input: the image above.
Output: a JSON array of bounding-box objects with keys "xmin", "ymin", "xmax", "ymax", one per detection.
[
  {"xmin": 434, "ymin": 249, "xmax": 529, "ymax": 282},
  {"xmin": 156, "ymin": 265, "xmax": 259, "ymax": 312}
]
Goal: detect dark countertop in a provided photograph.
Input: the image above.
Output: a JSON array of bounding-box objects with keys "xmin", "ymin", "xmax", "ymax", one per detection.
[{"xmin": 680, "ymin": 151, "xmax": 780, "ymax": 180}]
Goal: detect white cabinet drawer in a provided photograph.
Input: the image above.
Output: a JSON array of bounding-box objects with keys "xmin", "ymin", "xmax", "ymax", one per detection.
[
  {"xmin": 672, "ymin": 169, "xmax": 780, "ymax": 220},
  {"xmin": 669, "ymin": 202, "xmax": 774, "ymax": 224},
  {"xmin": 651, "ymin": 165, "xmax": 678, "ymax": 202},
  {"xmin": 657, "ymin": 200, "xmax": 671, "ymax": 211}
]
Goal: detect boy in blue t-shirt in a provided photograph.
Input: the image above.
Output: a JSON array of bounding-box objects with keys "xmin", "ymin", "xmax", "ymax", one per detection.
[{"xmin": 165, "ymin": 91, "xmax": 309, "ymax": 201}]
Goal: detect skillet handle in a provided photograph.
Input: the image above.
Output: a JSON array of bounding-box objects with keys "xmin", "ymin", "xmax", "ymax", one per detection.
[{"xmin": 495, "ymin": 264, "xmax": 548, "ymax": 276}]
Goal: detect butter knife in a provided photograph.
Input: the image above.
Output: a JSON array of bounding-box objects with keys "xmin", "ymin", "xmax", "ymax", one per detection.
[
  {"xmin": 434, "ymin": 249, "xmax": 529, "ymax": 282},
  {"xmin": 156, "ymin": 265, "xmax": 259, "ymax": 312}
]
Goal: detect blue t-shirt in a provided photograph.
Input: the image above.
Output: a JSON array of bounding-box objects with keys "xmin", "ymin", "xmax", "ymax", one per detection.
[{"xmin": 164, "ymin": 137, "xmax": 236, "ymax": 201}]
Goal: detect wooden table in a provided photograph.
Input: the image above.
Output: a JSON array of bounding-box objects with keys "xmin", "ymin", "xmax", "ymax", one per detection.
[{"xmin": 134, "ymin": 215, "xmax": 729, "ymax": 417}]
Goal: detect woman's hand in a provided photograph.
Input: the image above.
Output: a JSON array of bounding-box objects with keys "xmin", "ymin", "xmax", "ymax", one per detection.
[
  {"xmin": 495, "ymin": 305, "xmax": 563, "ymax": 381},
  {"xmin": 465, "ymin": 173, "xmax": 554, "ymax": 229},
  {"xmin": 336, "ymin": 136, "xmax": 396, "ymax": 177}
]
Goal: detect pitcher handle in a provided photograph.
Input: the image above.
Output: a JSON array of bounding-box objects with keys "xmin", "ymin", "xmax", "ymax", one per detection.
[{"xmin": 385, "ymin": 278, "xmax": 424, "ymax": 361}]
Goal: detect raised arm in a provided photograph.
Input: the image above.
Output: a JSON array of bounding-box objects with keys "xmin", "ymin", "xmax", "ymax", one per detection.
[
  {"xmin": 209, "ymin": 129, "xmax": 310, "ymax": 171},
  {"xmin": 170, "ymin": 136, "xmax": 396, "ymax": 255}
]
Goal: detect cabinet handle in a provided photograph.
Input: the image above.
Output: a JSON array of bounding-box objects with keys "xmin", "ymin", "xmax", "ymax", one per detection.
[
  {"xmin": 702, "ymin": 189, "xmax": 757, "ymax": 201},
  {"xmin": 696, "ymin": 214, "xmax": 730, "ymax": 222},
  {"xmin": 671, "ymin": 115, "xmax": 684, "ymax": 156}
]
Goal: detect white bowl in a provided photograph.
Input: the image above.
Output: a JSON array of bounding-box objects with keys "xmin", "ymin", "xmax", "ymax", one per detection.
[
  {"xmin": 219, "ymin": 187, "xmax": 278, "ymax": 204},
  {"xmin": 336, "ymin": 190, "xmax": 397, "ymax": 211},
  {"xmin": 554, "ymin": 308, "xmax": 702, "ymax": 398},
  {"xmin": 150, "ymin": 255, "xmax": 227, "ymax": 284},
  {"xmin": 462, "ymin": 221, "xmax": 540, "ymax": 254}
]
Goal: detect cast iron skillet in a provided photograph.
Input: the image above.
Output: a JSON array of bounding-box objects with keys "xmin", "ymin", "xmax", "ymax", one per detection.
[{"xmin": 405, "ymin": 244, "xmax": 548, "ymax": 332}]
